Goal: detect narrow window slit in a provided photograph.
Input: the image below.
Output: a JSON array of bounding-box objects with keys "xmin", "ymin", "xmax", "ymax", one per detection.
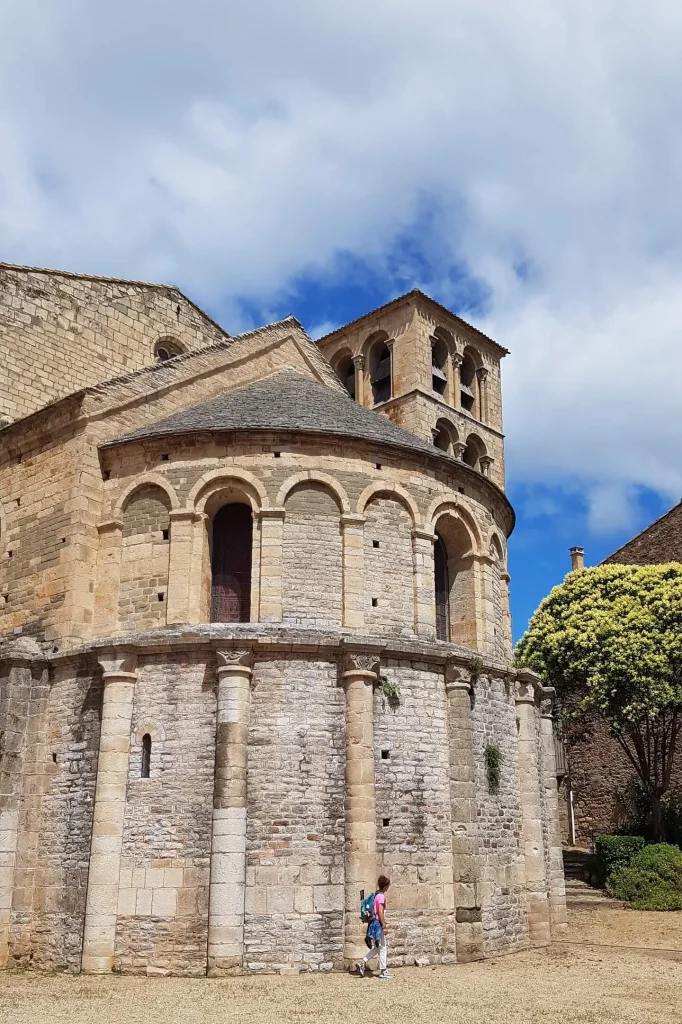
[
  {"xmin": 382, "ymin": 818, "xmax": 390, "ymax": 828},
  {"xmin": 372, "ymin": 598, "xmax": 378, "ymax": 607},
  {"xmin": 141, "ymin": 734, "xmax": 152, "ymax": 778},
  {"xmin": 381, "ymin": 749, "xmax": 390, "ymax": 760}
]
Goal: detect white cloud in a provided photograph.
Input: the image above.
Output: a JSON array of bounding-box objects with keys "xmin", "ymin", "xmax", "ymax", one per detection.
[{"xmin": 2, "ymin": 0, "xmax": 682, "ymax": 526}]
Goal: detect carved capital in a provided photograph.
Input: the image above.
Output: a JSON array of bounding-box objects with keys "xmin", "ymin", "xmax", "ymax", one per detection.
[
  {"xmin": 343, "ymin": 650, "xmax": 380, "ymax": 680},
  {"xmin": 451, "ymin": 353, "xmax": 463, "ymax": 368},
  {"xmin": 453, "ymin": 442, "xmax": 467, "ymax": 460},
  {"xmin": 514, "ymin": 672, "xmax": 537, "ymax": 706},
  {"xmin": 476, "ymin": 367, "xmax": 489, "ymax": 383},
  {"xmin": 98, "ymin": 650, "xmax": 138, "ymax": 681},
  {"xmin": 216, "ymin": 648, "xmax": 254, "ymax": 672},
  {"xmin": 445, "ymin": 659, "xmax": 472, "ymax": 694},
  {"xmin": 352, "ymin": 354, "xmax": 365, "ymax": 369},
  {"xmin": 412, "ymin": 527, "xmax": 437, "ymax": 545}
]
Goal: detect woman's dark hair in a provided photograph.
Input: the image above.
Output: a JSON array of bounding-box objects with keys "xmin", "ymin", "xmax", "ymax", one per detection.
[{"xmin": 377, "ymin": 875, "xmax": 391, "ymax": 891}]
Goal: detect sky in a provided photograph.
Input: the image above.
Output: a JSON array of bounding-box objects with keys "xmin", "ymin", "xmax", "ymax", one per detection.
[{"xmin": 1, "ymin": 0, "xmax": 681, "ymax": 639}]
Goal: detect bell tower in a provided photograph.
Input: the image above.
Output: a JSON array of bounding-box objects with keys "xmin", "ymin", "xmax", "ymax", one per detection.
[{"xmin": 316, "ymin": 289, "xmax": 508, "ymax": 490}]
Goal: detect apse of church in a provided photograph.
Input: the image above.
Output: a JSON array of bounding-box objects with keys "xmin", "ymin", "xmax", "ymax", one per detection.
[{"xmin": 0, "ymin": 265, "xmax": 565, "ymax": 975}]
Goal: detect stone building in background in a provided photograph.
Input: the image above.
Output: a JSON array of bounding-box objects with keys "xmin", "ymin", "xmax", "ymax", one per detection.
[
  {"xmin": 0, "ymin": 263, "xmax": 566, "ymax": 976},
  {"xmin": 560, "ymin": 511, "xmax": 682, "ymax": 847}
]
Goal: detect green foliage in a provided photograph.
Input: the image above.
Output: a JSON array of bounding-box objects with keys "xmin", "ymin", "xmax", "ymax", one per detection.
[
  {"xmin": 467, "ymin": 657, "xmax": 485, "ymax": 687},
  {"xmin": 607, "ymin": 844, "xmax": 682, "ymax": 910},
  {"xmin": 484, "ymin": 743, "xmax": 502, "ymax": 794},
  {"xmin": 381, "ymin": 678, "xmax": 400, "ymax": 704},
  {"xmin": 595, "ymin": 834, "xmax": 645, "ymax": 884},
  {"xmin": 516, "ymin": 563, "xmax": 682, "ymax": 839}
]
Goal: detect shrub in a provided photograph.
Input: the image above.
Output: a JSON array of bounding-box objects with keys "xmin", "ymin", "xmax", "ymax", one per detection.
[
  {"xmin": 607, "ymin": 844, "xmax": 682, "ymax": 910},
  {"xmin": 595, "ymin": 834, "xmax": 645, "ymax": 885},
  {"xmin": 484, "ymin": 743, "xmax": 502, "ymax": 794}
]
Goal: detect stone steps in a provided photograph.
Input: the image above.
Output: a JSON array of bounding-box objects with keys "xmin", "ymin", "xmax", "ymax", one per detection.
[{"xmin": 564, "ymin": 878, "xmax": 625, "ymax": 910}]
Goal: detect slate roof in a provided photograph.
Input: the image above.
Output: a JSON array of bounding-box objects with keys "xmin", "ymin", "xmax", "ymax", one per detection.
[{"xmin": 104, "ymin": 369, "xmax": 443, "ymax": 458}]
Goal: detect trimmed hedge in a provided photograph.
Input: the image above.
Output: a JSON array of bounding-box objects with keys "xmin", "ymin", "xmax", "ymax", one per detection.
[
  {"xmin": 607, "ymin": 844, "xmax": 682, "ymax": 910},
  {"xmin": 595, "ymin": 834, "xmax": 645, "ymax": 885}
]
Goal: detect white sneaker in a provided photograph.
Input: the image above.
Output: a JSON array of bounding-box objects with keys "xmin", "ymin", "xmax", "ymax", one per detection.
[
  {"xmin": 356, "ymin": 961, "xmax": 366, "ymax": 977},
  {"xmin": 379, "ymin": 971, "xmax": 393, "ymax": 980}
]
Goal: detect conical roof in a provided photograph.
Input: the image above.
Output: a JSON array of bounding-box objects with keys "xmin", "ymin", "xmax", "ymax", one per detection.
[{"xmin": 105, "ymin": 369, "xmax": 440, "ymax": 458}]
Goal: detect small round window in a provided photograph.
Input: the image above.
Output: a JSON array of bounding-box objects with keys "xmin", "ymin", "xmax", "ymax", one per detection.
[{"xmin": 154, "ymin": 337, "xmax": 185, "ymax": 362}]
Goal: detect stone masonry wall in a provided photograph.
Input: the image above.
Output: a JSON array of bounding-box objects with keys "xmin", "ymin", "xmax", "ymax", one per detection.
[
  {"xmin": 115, "ymin": 654, "xmax": 216, "ymax": 975},
  {"xmin": 0, "ymin": 265, "xmax": 228, "ymax": 423},
  {"xmin": 6, "ymin": 657, "xmax": 101, "ymax": 971},
  {"xmin": 119, "ymin": 486, "xmax": 171, "ymax": 632},
  {"xmin": 373, "ymin": 660, "xmax": 456, "ymax": 965},
  {"xmin": 363, "ymin": 498, "xmax": 414, "ymax": 636},
  {"xmin": 244, "ymin": 657, "xmax": 345, "ymax": 971},
  {"xmin": 281, "ymin": 486, "xmax": 343, "ymax": 629},
  {"xmin": 470, "ymin": 675, "xmax": 528, "ymax": 955}
]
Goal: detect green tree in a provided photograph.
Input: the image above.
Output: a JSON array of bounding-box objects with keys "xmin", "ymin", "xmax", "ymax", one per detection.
[{"xmin": 516, "ymin": 563, "xmax": 682, "ymax": 841}]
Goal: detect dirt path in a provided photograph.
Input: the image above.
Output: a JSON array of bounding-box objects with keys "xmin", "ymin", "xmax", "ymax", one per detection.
[{"xmin": 2, "ymin": 944, "xmax": 681, "ymax": 1024}]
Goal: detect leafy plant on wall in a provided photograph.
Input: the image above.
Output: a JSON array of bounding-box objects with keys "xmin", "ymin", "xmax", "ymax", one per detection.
[{"xmin": 484, "ymin": 742, "xmax": 503, "ymax": 794}]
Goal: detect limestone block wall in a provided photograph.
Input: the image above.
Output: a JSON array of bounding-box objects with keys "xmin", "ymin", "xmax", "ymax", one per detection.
[
  {"xmin": 0, "ymin": 265, "xmax": 229, "ymax": 423},
  {"xmin": 119, "ymin": 486, "xmax": 171, "ymax": 631},
  {"xmin": 114, "ymin": 654, "xmax": 216, "ymax": 975},
  {"xmin": 470, "ymin": 674, "xmax": 528, "ymax": 956},
  {"xmin": 244, "ymin": 657, "xmax": 345, "ymax": 971},
  {"xmin": 3, "ymin": 656, "xmax": 101, "ymax": 971},
  {"xmin": 373, "ymin": 661, "xmax": 456, "ymax": 965},
  {"xmin": 281, "ymin": 486, "xmax": 343, "ymax": 629},
  {"xmin": 363, "ymin": 498, "xmax": 414, "ymax": 635}
]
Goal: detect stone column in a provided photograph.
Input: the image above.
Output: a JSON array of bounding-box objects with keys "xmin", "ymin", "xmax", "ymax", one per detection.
[
  {"xmin": 452, "ymin": 353, "xmax": 463, "ymax": 411},
  {"xmin": 258, "ymin": 509, "xmax": 285, "ymax": 622},
  {"xmin": 207, "ymin": 649, "xmax": 254, "ymax": 974},
  {"xmin": 352, "ymin": 355, "xmax": 365, "ymax": 407},
  {"xmin": 476, "ymin": 367, "xmax": 488, "ymax": 424},
  {"xmin": 341, "ymin": 514, "xmax": 365, "ymax": 630},
  {"xmin": 93, "ymin": 520, "xmax": 123, "ymax": 636},
  {"xmin": 515, "ymin": 673, "xmax": 551, "ymax": 946},
  {"xmin": 342, "ymin": 651, "xmax": 379, "ymax": 969},
  {"xmin": 412, "ymin": 528, "xmax": 436, "ymax": 639},
  {"xmin": 445, "ymin": 661, "xmax": 484, "ymax": 962},
  {"xmin": 166, "ymin": 510, "xmax": 199, "ymax": 624},
  {"xmin": 539, "ymin": 689, "xmax": 569, "ymax": 939},
  {"xmin": 82, "ymin": 652, "xmax": 138, "ymax": 974}
]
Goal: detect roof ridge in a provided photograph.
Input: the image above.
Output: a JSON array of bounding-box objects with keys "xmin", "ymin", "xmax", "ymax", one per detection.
[
  {"xmin": 0, "ymin": 260, "xmax": 173, "ymax": 290},
  {"xmin": 316, "ymin": 288, "xmax": 508, "ymax": 355},
  {"xmin": 69, "ymin": 316, "xmax": 306, "ymax": 399}
]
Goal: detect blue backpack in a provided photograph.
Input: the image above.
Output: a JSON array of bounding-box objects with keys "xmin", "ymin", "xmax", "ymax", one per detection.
[{"xmin": 360, "ymin": 891, "xmax": 376, "ymax": 923}]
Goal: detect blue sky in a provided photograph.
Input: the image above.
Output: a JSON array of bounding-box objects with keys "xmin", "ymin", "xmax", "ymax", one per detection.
[{"xmin": 2, "ymin": 1, "xmax": 682, "ymax": 640}]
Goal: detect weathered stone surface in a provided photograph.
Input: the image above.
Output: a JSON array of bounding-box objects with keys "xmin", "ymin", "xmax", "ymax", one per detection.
[{"xmin": 0, "ymin": 269, "xmax": 565, "ymax": 977}]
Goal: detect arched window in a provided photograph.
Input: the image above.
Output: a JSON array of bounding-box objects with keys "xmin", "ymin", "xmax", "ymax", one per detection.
[
  {"xmin": 141, "ymin": 734, "xmax": 152, "ymax": 778},
  {"xmin": 210, "ymin": 503, "xmax": 253, "ymax": 623},
  {"xmin": 434, "ymin": 514, "xmax": 478, "ymax": 649},
  {"xmin": 154, "ymin": 337, "xmax": 185, "ymax": 362},
  {"xmin": 435, "ymin": 534, "xmax": 450, "ymax": 641},
  {"xmin": 431, "ymin": 335, "xmax": 449, "ymax": 398},
  {"xmin": 463, "ymin": 434, "xmax": 486, "ymax": 471},
  {"xmin": 433, "ymin": 418, "xmax": 456, "ymax": 453},
  {"xmin": 333, "ymin": 352, "xmax": 356, "ymax": 400},
  {"xmin": 369, "ymin": 341, "xmax": 392, "ymax": 405},
  {"xmin": 460, "ymin": 352, "xmax": 477, "ymax": 413}
]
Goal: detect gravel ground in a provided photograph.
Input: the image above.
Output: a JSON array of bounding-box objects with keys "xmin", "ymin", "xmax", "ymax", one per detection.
[
  {"xmin": 2, "ymin": 944, "xmax": 682, "ymax": 1024},
  {"xmin": 566, "ymin": 906, "xmax": 682, "ymax": 949}
]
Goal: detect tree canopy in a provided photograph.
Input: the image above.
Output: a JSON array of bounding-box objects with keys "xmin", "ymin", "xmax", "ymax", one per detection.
[{"xmin": 516, "ymin": 563, "xmax": 682, "ymax": 838}]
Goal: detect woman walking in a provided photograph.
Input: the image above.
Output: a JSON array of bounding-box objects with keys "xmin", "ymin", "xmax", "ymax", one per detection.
[{"xmin": 357, "ymin": 875, "xmax": 392, "ymax": 980}]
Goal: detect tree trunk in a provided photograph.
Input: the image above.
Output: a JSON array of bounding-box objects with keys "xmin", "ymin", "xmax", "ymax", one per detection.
[{"xmin": 650, "ymin": 793, "xmax": 665, "ymax": 843}]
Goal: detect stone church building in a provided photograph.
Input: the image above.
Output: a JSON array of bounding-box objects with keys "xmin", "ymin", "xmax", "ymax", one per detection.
[{"xmin": 0, "ymin": 263, "xmax": 566, "ymax": 976}]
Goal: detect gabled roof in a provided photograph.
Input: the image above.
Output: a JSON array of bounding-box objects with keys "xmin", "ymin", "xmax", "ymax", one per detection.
[
  {"xmin": 0, "ymin": 261, "xmax": 231, "ymax": 342},
  {"xmin": 602, "ymin": 501, "xmax": 682, "ymax": 565},
  {"xmin": 316, "ymin": 289, "xmax": 509, "ymax": 356},
  {"xmin": 104, "ymin": 369, "xmax": 443, "ymax": 454}
]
